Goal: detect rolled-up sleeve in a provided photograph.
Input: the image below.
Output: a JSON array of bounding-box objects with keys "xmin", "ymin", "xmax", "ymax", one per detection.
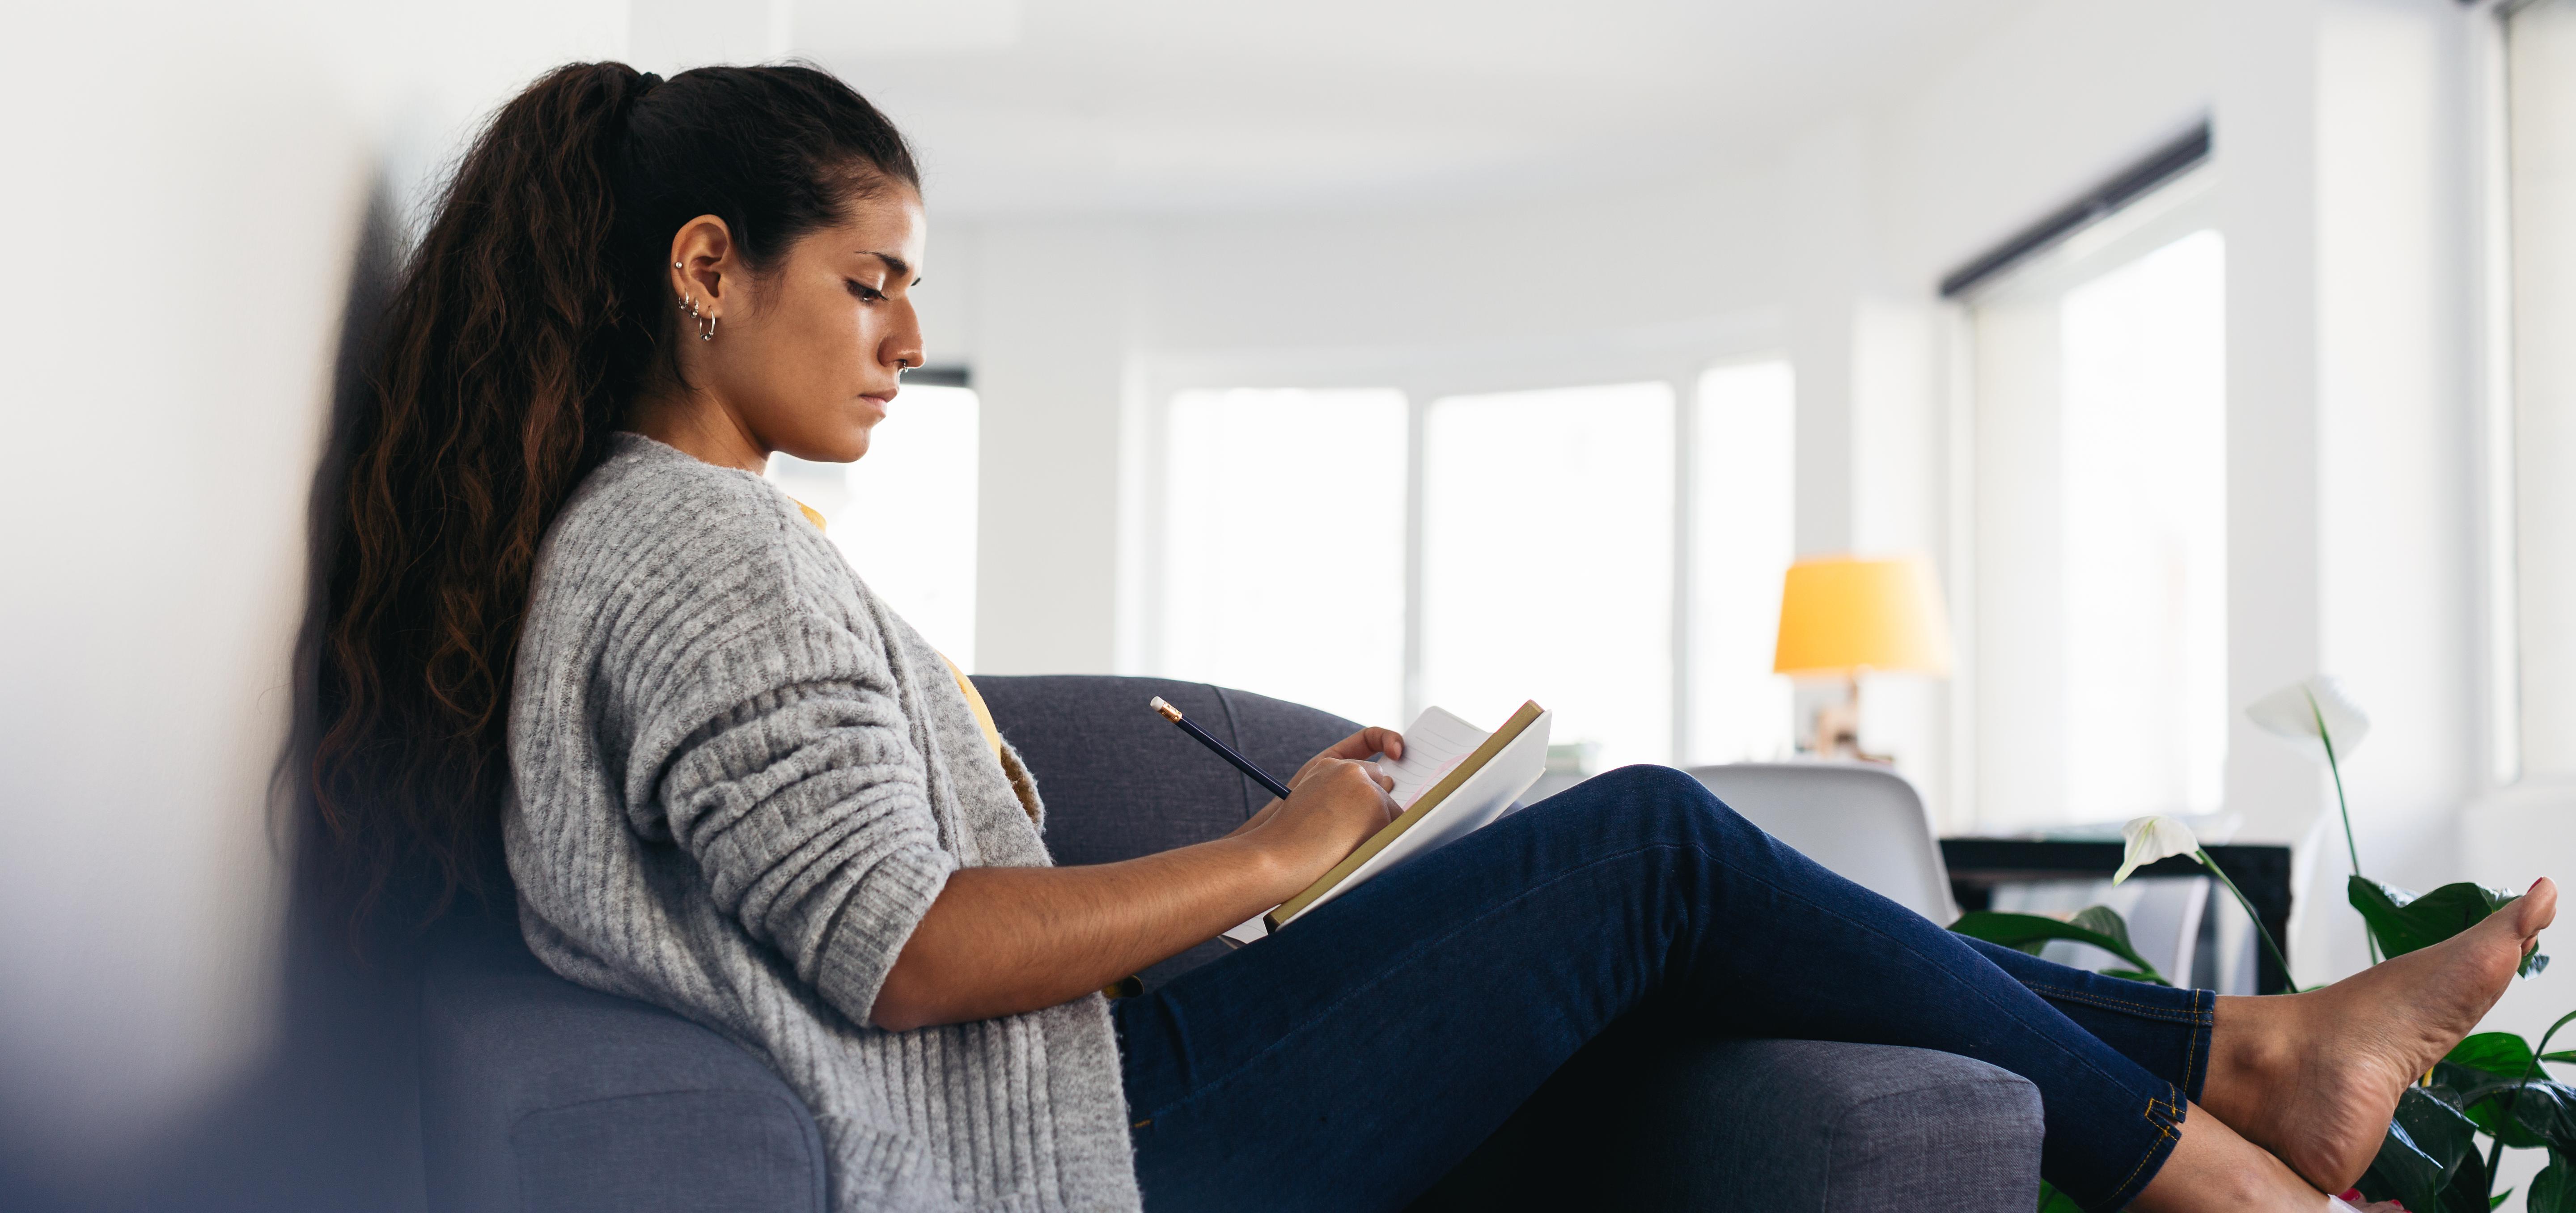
[{"xmin": 648, "ymin": 651, "xmax": 955, "ymax": 1024}]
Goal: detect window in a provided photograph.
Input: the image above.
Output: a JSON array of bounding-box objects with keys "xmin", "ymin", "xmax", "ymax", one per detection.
[
  {"xmin": 1966, "ymin": 182, "xmax": 2227, "ymax": 831},
  {"xmin": 1690, "ymin": 361, "xmax": 1799, "ymax": 765},
  {"xmin": 1157, "ymin": 389, "xmax": 1409, "ymax": 726},
  {"xmin": 1146, "ymin": 360, "xmax": 1796, "ymax": 772},
  {"xmin": 1420, "ymin": 383, "xmax": 1675, "ymax": 769},
  {"xmin": 767, "ymin": 383, "xmax": 982, "ymax": 668},
  {"xmin": 2057, "ymin": 231, "xmax": 2229, "ymax": 818},
  {"xmin": 2509, "ymin": 0, "xmax": 2576, "ymax": 779}
]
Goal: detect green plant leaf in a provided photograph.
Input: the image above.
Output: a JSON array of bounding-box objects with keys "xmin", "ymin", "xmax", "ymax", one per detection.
[
  {"xmin": 2450, "ymin": 1032, "xmax": 2539, "ymax": 1080},
  {"xmin": 2533, "ymin": 1149, "xmax": 2576, "ymax": 1213},
  {"xmin": 2439, "ymin": 1133, "xmax": 2495, "ymax": 1213},
  {"xmin": 2348, "ymin": 878, "xmax": 2551, "ymax": 976},
  {"xmin": 2546, "ymin": 1051, "xmax": 2576, "ymax": 1069},
  {"xmin": 2453, "ymin": 1076, "xmax": 2576, "ymax": 1154},
  {"xmin": 2397, "ymin": 1086, "xmax": 2483, "ymax": 1175},
  {"xmin": 2068, "ymin": 905, "xmax": 2135, "ymax": 950},
  {"xmin": 1949, "ymin": 911, "xmax": 2170, "ymax": 985},
  {"xmin": 2362, "ymin": 1115, "xmax": 2455, "ymax": 1213},
  {"xmin": 2035, "ymin": 1179, "xmax": 2084, "ymax": 1213},
  {"xmin": 2540, "ymin": 1012, "xmax": 2576, "ymax": 1062},
  {"xmin": 2492, "ymin": 1188, "xmax": 2514, "ymax": 1211}
]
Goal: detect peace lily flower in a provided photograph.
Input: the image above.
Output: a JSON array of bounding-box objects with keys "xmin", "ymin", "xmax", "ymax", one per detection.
[
  {"xmin": 2246, "ymin": 675, "xmax": 2372, "ymax": 763},
  {"xmin": 2247, "ymin": 675, "xmax": 2370, "ymax": 881},
  {"xmin": 2116, "ymin": 814, "xmax": 2294, "ymax": 989},
  {"xmin": 2115, "ymin": 814, "xmax": 2204, "ymax": 884}
]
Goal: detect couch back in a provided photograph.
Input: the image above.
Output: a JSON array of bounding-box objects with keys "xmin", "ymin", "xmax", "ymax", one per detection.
[{"xmin": 974, "ymin": 674, "xmax": 1358, "ymax": 865}]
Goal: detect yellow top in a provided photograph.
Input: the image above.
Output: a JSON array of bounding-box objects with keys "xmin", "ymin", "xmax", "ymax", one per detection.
[
  {"xmin": 792, "ymin": 498, "xmax": 1005, "ymax": 760},
  {"xmin": 1772, "ymin": 554, "xmax": 1954, "ymax": 677}
]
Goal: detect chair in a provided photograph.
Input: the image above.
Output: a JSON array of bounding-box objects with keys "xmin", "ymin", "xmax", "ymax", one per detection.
[
  {"xmin": 419, "ymin": 678, "xmax": 2041, "ymax": 1211},
  {"xmin": 1683, "ymin": 761, "xmax": 1960, "ymax": 922}
]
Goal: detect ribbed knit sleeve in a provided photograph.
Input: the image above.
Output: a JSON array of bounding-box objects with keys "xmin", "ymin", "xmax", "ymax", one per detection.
[
  {"xmin": 606, "ymin": 475, "xmax": 959, "ymax": 1026},
  {"xmin": 654, "ymin": 678, "xmax": 957, "ymax": 1024}
]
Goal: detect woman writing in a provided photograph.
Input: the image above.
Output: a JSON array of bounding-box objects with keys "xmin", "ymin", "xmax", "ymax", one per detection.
[{"xmin": 316, "ymin": 62, "xmax": 2554, "ymax": 1212}]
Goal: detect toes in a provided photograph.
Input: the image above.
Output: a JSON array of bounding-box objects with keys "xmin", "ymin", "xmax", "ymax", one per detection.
[{"xmin": 2518, "ymin": 878, "xmax": 2558, "ymax": 938}]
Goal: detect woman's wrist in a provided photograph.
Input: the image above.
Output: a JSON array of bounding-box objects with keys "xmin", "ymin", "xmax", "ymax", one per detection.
[{"xmin": 1211, "ymin": 829, "xmax": 1320, "ymax": 908}]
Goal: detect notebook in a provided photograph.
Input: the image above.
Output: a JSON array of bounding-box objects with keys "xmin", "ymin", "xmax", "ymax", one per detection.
[{"xmin": 1221, "ymin": 700, "xmax": 1551, "ymax": 942}]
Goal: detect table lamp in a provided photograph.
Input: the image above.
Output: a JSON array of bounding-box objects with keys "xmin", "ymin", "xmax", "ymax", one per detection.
[{"xmin": 1773, "ymin": 555, "xmax": 1953, "ymax": 760}]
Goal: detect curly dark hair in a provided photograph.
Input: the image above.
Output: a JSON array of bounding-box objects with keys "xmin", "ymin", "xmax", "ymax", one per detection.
[{"xmin": 308, "ymin": 61, "xmax": 918, "ymax": 938}]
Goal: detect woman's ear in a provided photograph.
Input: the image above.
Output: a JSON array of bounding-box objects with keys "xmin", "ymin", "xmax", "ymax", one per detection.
[{"xmin": 667, "ymin": 216, "xmax": 742, "ymax": 323}]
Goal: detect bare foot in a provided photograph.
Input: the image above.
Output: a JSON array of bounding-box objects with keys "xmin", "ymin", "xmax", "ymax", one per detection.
[
  {"xmin": 2130, "ymin": 1100, "xmax": 2340, "ymax": 1211},
  {"xmin": 2201, "ymin": 878, "xmax": 2556, "ymax": 1193}
]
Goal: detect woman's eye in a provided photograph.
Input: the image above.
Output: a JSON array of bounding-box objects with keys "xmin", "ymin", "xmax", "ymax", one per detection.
[{"xmin": 846, "ymin": 280, "xmax": 885, "ymax": 303}]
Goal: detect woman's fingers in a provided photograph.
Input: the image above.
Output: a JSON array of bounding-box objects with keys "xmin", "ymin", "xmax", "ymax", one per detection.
[{"xmin": 1317, "ymin": 725, "xmax": 1404, "ymax": 763}]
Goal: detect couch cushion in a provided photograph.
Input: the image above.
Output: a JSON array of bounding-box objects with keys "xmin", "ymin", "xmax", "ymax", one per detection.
[{"xmin": 419, "ymin": 919, "xmax": 827, "ymax": 1213}]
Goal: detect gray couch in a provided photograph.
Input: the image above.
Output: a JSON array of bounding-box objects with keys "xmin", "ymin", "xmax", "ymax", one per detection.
[{"xmin": 420, "ymin": 675, "xmax": 2043, "ymax": 1211}]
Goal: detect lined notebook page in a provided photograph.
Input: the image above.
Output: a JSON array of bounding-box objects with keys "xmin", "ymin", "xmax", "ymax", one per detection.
[{"xmin": 1377, "ymin": 707, "xmax": 1491, "ymax": 808}]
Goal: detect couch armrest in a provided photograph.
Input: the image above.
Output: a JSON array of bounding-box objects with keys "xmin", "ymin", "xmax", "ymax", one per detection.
[
  {"xmin": 1411, "ymin": 1022, "xmax": 2042, "ymax": 1213},
  {"xmin": 418, "ymin": 925, "xmax": 826, "ymax": 1213},
  {"xmin": 1629, "ymin": 1037, "xmax": 2043, "ymax": 1210}
]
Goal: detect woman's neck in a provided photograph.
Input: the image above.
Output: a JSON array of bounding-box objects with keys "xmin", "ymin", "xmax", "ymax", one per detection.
[{"xmin": 627, "ymin": 384, "xmax": 769, "ymax": 474}]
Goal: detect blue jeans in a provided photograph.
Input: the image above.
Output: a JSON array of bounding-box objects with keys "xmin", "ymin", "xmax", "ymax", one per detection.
[{"xmin": 1112, "ymin": 766, "xmax": 2212, "ymax": 1213}]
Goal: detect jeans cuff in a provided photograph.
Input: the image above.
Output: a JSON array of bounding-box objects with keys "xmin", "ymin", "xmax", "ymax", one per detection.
[{"xmin": 2091, "ymin": 1085, "xmax": 2189, "ymax": 1212}]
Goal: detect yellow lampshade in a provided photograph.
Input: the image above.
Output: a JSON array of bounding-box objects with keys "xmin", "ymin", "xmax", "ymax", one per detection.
[{"xmin": 1772, "ymin": 555, "xmax": 1953, "ymax": 678}]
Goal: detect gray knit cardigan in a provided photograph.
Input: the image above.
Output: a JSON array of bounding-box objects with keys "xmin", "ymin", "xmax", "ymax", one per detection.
[{"xmin": 505, "ymin": 433, "xmax": 1140, "ymax": 1212}]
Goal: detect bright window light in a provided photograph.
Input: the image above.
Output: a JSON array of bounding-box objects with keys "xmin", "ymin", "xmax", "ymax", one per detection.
[
  {"xmin": 2058, "ymin": 229, "xmax": 2229, "ymax": 820},
  {"xmin": 1421, "ymin": 382, "xmax": 1675, "ymax": 768},
  {"xmin": 1690, "ymin": 360, "xmax": 1796, "ymax": 764},
  {"xmin": 2511, "ymin": 0, "xmax": 2576, "ymax": 778},
  {"xmin": 1160, "ymin": 389, "xmax": 1408, "ymax": 726},
  {"xmin": 767, "ymin": 383, "xmax": 981, "ymax": 669}
]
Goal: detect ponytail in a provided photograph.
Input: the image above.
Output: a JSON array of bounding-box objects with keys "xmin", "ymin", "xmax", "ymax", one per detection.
[{"xmin": 311, "ymin": 62, "xmax": 919, "ymax": 937}]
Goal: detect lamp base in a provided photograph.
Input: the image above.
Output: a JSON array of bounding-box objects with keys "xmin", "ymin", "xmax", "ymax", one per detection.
[{"xmin": 1805, "ymin": 675, "xmax": 1892, "ymax": 764}]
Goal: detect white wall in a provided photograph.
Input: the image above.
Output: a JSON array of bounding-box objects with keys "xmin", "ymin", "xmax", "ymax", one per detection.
[
  {"xmin": 953, "ymin": 0, "xmax": 2520, "ymax": 1002},
  {"xmin": 0, "ymin": 2, "xmax": 627, "ymax": 1203}
]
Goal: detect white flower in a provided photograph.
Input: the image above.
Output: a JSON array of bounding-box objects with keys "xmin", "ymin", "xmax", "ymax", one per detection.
[
  {"xmin": 2116, "ymin": 815, "xmax": 2203, "ymax": 885},
  {"xmin": 2246, "ymin": 676, "xmax": 2372, "ymax": 761}
]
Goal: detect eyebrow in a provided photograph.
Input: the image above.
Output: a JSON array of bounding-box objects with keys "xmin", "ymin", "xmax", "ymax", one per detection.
[{"xmin": 857, "ymin": 250, "xmax": 915, "ymax": 281}]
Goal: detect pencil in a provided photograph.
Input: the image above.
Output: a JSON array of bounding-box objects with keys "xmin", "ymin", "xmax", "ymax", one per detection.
[{"xmin": 1149, "ymin": 696, "xmax": 1295, "ymax": 800}]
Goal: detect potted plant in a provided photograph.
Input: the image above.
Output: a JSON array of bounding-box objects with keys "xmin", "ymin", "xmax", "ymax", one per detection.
[{"xmin": 1952, "ymin": 677, "xmax": 2567, "ymax": 1211}]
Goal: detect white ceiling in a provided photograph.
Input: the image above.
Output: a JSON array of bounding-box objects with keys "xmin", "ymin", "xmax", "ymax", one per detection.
[{"xmin": 788, "ymin": 0, "xmax": 2037, "ymax": 217}]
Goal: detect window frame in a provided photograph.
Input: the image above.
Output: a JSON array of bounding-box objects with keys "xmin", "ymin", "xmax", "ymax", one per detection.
[
  {"xmin": 2472, "ymin": 0, "xmax": 2576, "ymax": 792},
  {"xmin": 1945, "ymin": 167, "xmax": 2229, "ymax": 835},
  {"xmin": 1122, "ymin": 313, "xmax": 1792, "ymax": 763}
]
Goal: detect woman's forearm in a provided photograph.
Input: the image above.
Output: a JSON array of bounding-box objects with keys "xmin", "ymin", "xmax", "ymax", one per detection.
[
  {"xmin": 868, "ymin": 835, "xmax": 1307, "ymax": 1031},
  {"xmin": 869, "ymin": 734, "xmax": 1406, "ymax": 1032}
]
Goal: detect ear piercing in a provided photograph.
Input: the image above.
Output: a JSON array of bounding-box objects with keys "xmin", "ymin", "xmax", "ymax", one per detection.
[
  {"xmin": 678, "ymin": 295, "xmax": 716, "ymax": 340},
  {"xmin": 674, "ymin": 263, "xmax": 716, "ymax": 341}
]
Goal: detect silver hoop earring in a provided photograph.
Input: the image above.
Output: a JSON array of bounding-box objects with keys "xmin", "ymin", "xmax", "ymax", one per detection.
[{"xmin": 700, "ymin": 313, "xmax": 717, "ymax": 341}]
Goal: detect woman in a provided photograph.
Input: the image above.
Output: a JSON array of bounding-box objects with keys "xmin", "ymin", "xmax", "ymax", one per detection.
[{"xmin": 314, "ymin": 61, "xmax": 2553, "ymax": 1213}]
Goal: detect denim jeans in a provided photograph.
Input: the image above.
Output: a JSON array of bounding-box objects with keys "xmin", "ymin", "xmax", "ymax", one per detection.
[{"xmin": 1112, "ymin": 765, "xmax": 2212, "ymax": 1213}]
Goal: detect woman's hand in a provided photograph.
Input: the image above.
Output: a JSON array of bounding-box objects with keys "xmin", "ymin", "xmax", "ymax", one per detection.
[
  {"xmin": 1234, "ymin": 727, "xmax": 1407, "ymax": 887},
  {"xmin": 872, "ymin": 725, "xmax": 1409, "ymax": 1032}
]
